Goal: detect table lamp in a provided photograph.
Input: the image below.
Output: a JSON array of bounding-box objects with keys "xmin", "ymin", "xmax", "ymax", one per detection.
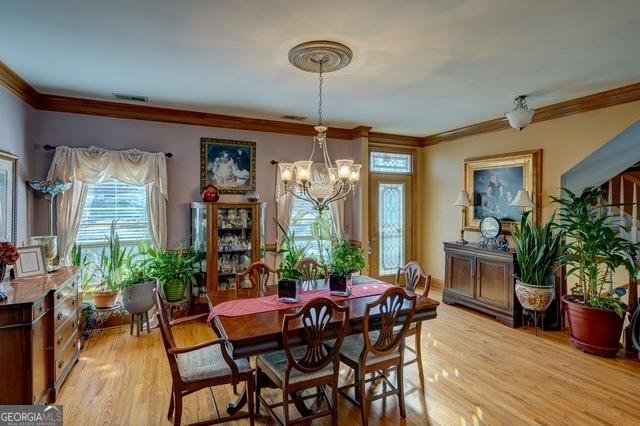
[
  {"xmin": 510, "ymin": 189, "xmax": 535, "ymax": 215},
  {"xmin": 453, "ymin": 190, "xmax": 472, "ymax": 245}
]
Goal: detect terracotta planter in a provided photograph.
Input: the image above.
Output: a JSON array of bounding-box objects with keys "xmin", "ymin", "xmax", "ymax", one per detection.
[
  {"xmin": 515, "ymin": 280, "xmax": 554, "ymax": 312},
  {"xmin": 92, "ymin": 289, "xmax": 120, "ymax": 309},
  {"xmin": 562, "ymin": 296, "xmax": 624, "ymax": 357}
]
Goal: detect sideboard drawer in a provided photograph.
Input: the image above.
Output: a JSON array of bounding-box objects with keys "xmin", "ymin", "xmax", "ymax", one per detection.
[
  {"xmin": 54, "ymin": 312, "xmax": 79, "ymax": 359},
  {"xmin": 55, "ymin": 335, "xmax": 80, "ymax": 382},
  {"xmin": 54, "ymin": 293, "xmax": 78, "ymax": 331},
  {"xmin": 54, "ymin": 276, "xmax": 78, "ymax": 308},
  {"xmin": 31, "ymin": 296, "xmax": 51, "ymax": 321}
]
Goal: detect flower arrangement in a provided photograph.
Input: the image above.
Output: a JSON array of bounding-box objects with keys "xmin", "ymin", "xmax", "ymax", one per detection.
[{"xmin": 0, "ymin": 242, "xmax": 20, "ymax": 265}]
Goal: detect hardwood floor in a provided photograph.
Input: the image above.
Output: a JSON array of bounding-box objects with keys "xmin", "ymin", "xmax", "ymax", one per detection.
[{"xmin": 58, "ymin": 290, "xmax": 640, "ymax": 425}]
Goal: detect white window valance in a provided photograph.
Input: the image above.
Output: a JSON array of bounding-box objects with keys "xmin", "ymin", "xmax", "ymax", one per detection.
[{"xmin": 47, "ymin": 146, "xmax": 168, "ymax": 264}]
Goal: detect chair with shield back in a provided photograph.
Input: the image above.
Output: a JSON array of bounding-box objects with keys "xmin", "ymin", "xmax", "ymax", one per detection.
[
  {"xmin": 295, "ymin": 257, "xmax": 329, "ymax": 284},
  {"xmin": 395, "ymin": 260, "xmax": 431, "ymax": 376},
  {"xmin": 337, "ymin": 286, "xmax": 417, "ymax": 426},
  {"xmin": 235, "ymin": 261, "xmax": 279, "ymax": 293},
  {"xmin": 154, "ymin": 289, "xmax": 255, "ymax": 426},
  {"xmin": 255, "ymin": 297, "xmax": 349, "ymax": 425}
]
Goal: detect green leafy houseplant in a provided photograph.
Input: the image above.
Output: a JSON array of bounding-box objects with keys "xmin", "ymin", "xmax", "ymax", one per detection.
[
  {"xmin": 71, "ymin": 243, "xmax": 95, "ymax": 289},
  {"xmin": 146, "ymin": 247, "xmax": 196, "ymax": 302},
  {"xmin": 330, "ymin": 240, "xmax": 366, "ymax": 277},
  {"xmin": 512, "ymin": 211, "xmax": 564, "ymax": 287},
  {"xmin": 92, "ymin": 221, "xmax": 132, "ymax": 308},
  {"xmin": 276, "ymin": 221, "xmax": 305, "ymax": 281},
  {"xmin": 552, "ymin": 187, "xmax": 636, "ymax": 316},
  {"xmin": 553, "ymin": 187, "xmax": 637, "ymax": 357}
]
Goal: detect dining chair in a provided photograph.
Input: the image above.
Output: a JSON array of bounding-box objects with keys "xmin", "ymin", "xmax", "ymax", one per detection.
[
  {"xmin": 154, "ymin": 290, "xmax": 255, "ymax": 426},
  {"xmin": 255, "ymin": 297, "xmax": 350, "ymax": 425},
  {"xmin": 235, "ymin": 261, "xmax": 279, "ymax": 292},
  {"xmin": 395, "ymin": 261, "xmax": 431, "ymax": 376},
  {"xmin": 295, "ymin": 257, "xmax": 329, "ymax": 283},
  {"xmin": 337, "ymin": 287, "xmax": 417, "ymax": 426}
]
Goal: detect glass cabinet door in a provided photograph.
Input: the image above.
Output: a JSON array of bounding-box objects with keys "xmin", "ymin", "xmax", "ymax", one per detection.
[{"xmin": 216, "ymin": 207, "xmax": 254, "ymax": 290}]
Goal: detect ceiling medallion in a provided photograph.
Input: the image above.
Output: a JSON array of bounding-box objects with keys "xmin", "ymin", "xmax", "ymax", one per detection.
[{"xmin": 279, "ymin": 41, "xmax": 360, "ymax": 214}]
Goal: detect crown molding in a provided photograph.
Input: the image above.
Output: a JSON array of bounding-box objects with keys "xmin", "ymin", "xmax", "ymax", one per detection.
[
  {"xmin": 422, "ymin": 81, "xmax": 640, "ymax": 145},
  {"xmin": 0, "ymin": 61, "xmax": 38, "ymax": 107},
  {"xmin": 2, "ymin": 60, "xmax": 639, "ymax": 146}
]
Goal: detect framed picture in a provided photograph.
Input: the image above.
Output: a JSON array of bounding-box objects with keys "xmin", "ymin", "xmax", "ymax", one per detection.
[
  {"xmin": 14, "ymin": 246, "xmax": 47, "ymax": 278},
  {"xmin": 464, "ymin": 150, "xmax": 541, "ymax": 232},
  {"xmin": 200, "ymin": 138, "xmax": 256, "ymax": 194},
  {"xmin": 0, "ymin": 151, "xmax": 18, "ymax": 244}
]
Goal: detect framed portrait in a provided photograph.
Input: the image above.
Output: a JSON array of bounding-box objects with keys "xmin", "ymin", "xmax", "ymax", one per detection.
[
  {"xmin": 0, "ymin": 151, "xmax": 18, "ymax": 244},
  {"xmin": 464, "ymin": 150, "xmax": 541, "ymax": 232},
  {"xmin": 14, "ymin": 246, "xmax": 47, "ymax": 278},
  {"xmin": 200, "ymin": 138, "xmax": 256, "ymax": 194}
]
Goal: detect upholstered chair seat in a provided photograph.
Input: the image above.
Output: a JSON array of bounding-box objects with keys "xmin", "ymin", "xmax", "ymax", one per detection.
[
  {"xmin": 176, "ymin": 345, "xmax": 252, "ymax": 382},
  {"xmin": 257, "ymin": 346, "xmax": 335, "ymax": 386}
]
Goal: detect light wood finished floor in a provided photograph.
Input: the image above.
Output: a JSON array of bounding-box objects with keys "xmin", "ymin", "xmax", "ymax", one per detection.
[{"xmin": 58, "ymin": 290, "xmax": 640, "ymax": 425}]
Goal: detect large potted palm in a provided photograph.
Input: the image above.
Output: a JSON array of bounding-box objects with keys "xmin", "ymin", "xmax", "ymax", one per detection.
[
  {"xmin": 553, "ymin": 187, "xmax": 637, "ymax": 357},
  {"xmin": 512, "ymin": 211, "xmax": 563, "ymax": 313}
]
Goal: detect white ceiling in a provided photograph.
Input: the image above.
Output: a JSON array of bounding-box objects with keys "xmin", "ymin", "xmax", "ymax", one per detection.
[{"xmin": 2, "ymin": 0, "xmax": 640, "ymax": 136}]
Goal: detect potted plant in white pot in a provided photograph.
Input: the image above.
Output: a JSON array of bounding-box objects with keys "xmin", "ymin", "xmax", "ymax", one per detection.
[
  {"xmin": 329, "ymin": 240, "xmax": 366, "ymax": 296},
  {"xmin": 146, "ymin": 247, "xmax": 196, "ymax": 302},
  {"xmin": 92, "ymin": 222, "xmax": 131, "ymax": 309},
  {"xmin": 121, "ymin": 253, "xmax": 156, "ymax": 315},
  {"xmin": 553, "ymin": 187, "xmax": 637, "ymax": 357},
  {"xmin": 512, "ymin": 211, "xmax": 563, "ymax": 313}
]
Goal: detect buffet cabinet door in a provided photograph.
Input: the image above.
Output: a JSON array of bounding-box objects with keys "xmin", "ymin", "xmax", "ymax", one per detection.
[
  {"xmin": 475, "ymin": 258, "xmax": 511, "ymax": 310},
  {"xmin": 445, "ymin": 252, "xmax": 475, "ymax": 298},
  {"xmin": 31, "ymin": 310, "xmax": 52, "ymax": 404}
]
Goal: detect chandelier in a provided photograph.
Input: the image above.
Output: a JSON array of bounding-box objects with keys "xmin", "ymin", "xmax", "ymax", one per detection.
[{"xmin": 278, "ymin": 41, "xmax": 361, "ymax": 212}]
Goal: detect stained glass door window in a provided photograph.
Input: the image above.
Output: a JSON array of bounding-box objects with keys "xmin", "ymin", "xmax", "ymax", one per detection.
[{"xmin": 378, "ymin": 183, "xmax": 406, "ymax": 275}]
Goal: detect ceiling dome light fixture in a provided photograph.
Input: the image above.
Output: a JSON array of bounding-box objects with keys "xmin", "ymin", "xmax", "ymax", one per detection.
[
  {"xmin": 279, "ymin": 41, "xmax": 360, "ymax": 213},
  {"xmin": 506, "ymin": 95, "xmax": 535, "ymax": 130}
]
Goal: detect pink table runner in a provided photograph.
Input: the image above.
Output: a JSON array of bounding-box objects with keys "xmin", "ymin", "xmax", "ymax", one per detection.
[{"xmin": 208, "ymin": 279, "xmax": 392, "ymax": 320}]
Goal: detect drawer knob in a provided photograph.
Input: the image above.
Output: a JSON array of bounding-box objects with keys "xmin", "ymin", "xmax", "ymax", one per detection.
[
  {"xmin": 71, "ymin": 299, "xmax": 76, "ymax": 306},
  {"xmin": 72, "ymin": 320, "xmax": 77, "ymax": 329},
  {"xmin": 56, "ymin": 293, "xmax": 62, "ymax": 300},
  {"xmin": 46, "ymin": 345, "xmax": 53, "ymax": 351},
  {"xmin": 57, "ymin": 312, "xmax": 64, "ymax": 321},
  {"xmin": 58, "ymin": 360, "xmax": 64, "ymax": 369},
  {"xmin": 38, "ymin": 305, "xmax": 44, "ymax": 312},
  {"xmin": 57, "ymin": 336, "xmax": 63, "ymax": 345}
]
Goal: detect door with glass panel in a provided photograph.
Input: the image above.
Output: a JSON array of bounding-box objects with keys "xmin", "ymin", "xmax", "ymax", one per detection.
[{"xmin": 369, "ymin": 151, "xmax": 413, "ymax": 282}]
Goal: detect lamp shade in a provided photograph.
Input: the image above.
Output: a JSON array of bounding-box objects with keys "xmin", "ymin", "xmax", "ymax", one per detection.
[
  {"xmin": 453, "ymin": 190, "xmax": 471, "ymax": 207},
  {"xmin": 506, "ymin": 108, "xmax": 535, "ymax": 130},
  {"xmin": 510, "ymin": 189, "xmax": 534, "ymax": 208}
]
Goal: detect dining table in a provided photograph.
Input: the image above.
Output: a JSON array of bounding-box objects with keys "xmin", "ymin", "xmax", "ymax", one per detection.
[{"xmin": 206, "ymin": 275, "xmax": 439, "ymax": 415}]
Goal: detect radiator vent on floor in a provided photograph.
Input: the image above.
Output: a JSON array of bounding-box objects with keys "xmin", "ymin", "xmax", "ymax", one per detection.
[{"xmin": 112, "ymin": 93, "xmax": 149, "ymax": 103}]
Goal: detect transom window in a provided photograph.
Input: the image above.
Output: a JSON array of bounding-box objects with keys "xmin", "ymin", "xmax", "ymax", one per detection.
[
  {"xmin": 76, "ymin": 180, "xmax": 151, "ymax": 247},
  {"xmin": 370, "ymin": 151, "xmax": 412, "ymax": 174}
]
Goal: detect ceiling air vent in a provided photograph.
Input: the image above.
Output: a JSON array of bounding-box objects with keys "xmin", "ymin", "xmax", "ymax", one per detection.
[
  {"xmin": 112, "ymin": 93, "xmax": 149, "ymax": 103},
  {"xmin": 281, "ymin": 115, "xmax": 307, "ymax": 121}
]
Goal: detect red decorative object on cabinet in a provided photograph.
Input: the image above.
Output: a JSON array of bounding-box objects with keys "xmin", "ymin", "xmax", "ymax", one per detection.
[{"xmin": 201, "ymin": 184, "xmax": 219, "ymax": 202}]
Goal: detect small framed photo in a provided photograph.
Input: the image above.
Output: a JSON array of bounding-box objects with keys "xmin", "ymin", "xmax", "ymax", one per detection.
[{"xmin": 14, "ymin": 246, "xmax": 47, "ymax": 278}]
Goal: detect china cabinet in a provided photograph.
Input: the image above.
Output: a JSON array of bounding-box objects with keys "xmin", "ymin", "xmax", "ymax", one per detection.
[{"xmin": 199, "ymin": 202, "xmax": 266, "ymax": 291}]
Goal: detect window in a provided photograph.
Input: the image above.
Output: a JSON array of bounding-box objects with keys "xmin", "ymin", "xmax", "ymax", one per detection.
[
  {"xmin": 289, "ymin": 197, "xmax": 334, "ymax": 263},
  {"xmin": 370, "ymin": 151, "xmax": 412, "ymax": 174},
  {"xmin": 76, "ymin": 180, "xmax": 151, "ymax": 247}
]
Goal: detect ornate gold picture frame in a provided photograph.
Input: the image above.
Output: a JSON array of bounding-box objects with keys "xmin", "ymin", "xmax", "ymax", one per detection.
[
  {"xmin": 464, "ymin": 150, "xmax": 541, "ymax": 232},
  {"xmin": 200, "ymin": 138, "xmax": 256, "ymax": 194}
]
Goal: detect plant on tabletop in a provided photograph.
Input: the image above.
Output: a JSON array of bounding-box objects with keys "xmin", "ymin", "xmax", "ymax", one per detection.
[
  {"xmin": 276, "ymin": 221, "xmax": 306, "ymax": 302},
  {"xmin": 552, "ymin": 187, "xmax": 637, "ymax": 356},
  {"xmin": 329, "ymin": 239, "xmax": 366, "ymax": 296}
]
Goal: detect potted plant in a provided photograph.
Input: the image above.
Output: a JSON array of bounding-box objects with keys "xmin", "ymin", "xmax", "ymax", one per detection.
[
  {"xmin": 553, "ymin": 187, "xmax": 637, "ymax": 357},
  {"xmin": 92, "ymin": 222, "xmax": 131, "ymax": 308},
  {"xmin": 147, "ymin": 247, "xmax": 196, "ymax": 302},
  {"xmin": 121, "ymin": 251, "xmax": 157, "ymax": 315},
  {"xmin": 329, "ymin": 240, "xmax": 366, "ymax": 296},
  {"xmin": 511, "ymin": 211, "xmax": 563, "ymax": 312},
  {"xmin": 276, "ymin": 221, "xmax": 305, "ymax": 302}
]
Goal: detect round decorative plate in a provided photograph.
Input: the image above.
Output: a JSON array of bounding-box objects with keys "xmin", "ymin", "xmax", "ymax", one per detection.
[{"xmin": 479, "ymin": 216, "xmax": 501, "ymax": 239}]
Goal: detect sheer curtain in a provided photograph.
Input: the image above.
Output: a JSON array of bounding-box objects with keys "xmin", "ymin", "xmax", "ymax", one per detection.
[{"xmin": 47, "ymin": 146, "xmax": 168, "ymax": 264}]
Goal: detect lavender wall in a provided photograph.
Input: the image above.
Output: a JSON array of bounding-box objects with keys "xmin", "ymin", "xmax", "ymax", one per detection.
[
  {"xmin": 34, "ymin": 111, "xmax": 355, "ymax": 247},
  {"xmin": 0, "ymin": 87, "xmax": 35, "ymax": 243}
]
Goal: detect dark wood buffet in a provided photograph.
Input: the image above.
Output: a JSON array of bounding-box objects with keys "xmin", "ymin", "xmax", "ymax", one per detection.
[
  {"xmin": 0, "ymin": 267, "xmax": 81, "ymax": 404},
  {"xmin": 443, "ymin": 242, "xmax": 521, "ymax": 327}
]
